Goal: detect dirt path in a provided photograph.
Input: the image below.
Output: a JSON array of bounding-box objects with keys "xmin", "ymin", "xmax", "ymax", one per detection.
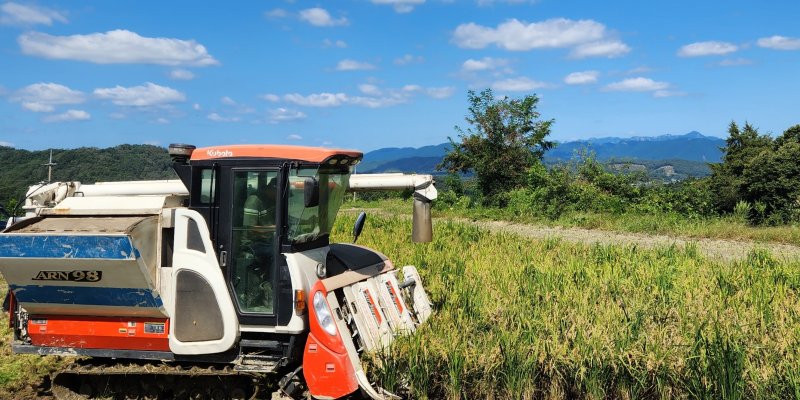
[{"xmin": 344, "ymin": 208, "xmax": 800, "ymax": 262}]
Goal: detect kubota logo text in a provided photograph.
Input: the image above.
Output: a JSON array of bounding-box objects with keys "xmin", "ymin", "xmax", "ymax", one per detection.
[{"xmin": 207, "ymin": 149, "xmax": 234, "ymax": 157}]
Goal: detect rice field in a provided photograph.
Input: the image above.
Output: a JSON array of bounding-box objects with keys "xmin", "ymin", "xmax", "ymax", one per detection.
[
  {"xmin": 333, "ymin": 214, "xmax": 800, "ymax": 399},
  {"xmin": 1, "ymin": 213, "xmax": 799, "ymax": 399}
]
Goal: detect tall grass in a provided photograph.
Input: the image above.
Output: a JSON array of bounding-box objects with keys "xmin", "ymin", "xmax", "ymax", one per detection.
[{"xmin": 335, "ymin": 214, "xmax": 800, "ymax": 399}]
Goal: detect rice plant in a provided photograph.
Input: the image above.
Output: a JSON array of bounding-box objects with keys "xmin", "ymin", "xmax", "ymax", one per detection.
[{"xmin": 334, "ymin": 213, "xmax": 800, "ymax": 399}]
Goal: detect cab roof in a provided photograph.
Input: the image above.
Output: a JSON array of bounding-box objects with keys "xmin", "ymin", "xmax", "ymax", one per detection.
[{"xmin": 191, "ymin": 144, "xmax": 363, "ymax": 163}]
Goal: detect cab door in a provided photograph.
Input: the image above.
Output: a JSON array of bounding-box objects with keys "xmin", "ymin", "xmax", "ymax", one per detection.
[
  {"xmin": 221, "ymin": 169, "xmax": 282, "ymax": 325},
  {"xmin": 169, "ymin": 209, "xmax": 239, "ymax": 355}
]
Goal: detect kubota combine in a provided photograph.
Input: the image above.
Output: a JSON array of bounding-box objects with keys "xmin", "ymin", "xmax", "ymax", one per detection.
[{"xmin": 0, "ymin": 144, "xmax": 437, "ymax": 399}]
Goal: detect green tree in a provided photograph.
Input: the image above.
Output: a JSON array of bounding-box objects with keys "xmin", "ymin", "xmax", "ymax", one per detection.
[
  {"xmin": 708, "ymin": 121, "xmax": 772, "ymax": 212},
  {"xmin": 439, "ymin": 89, "xmax": 554, "ymax": 206},
  {"xmin": 741, "ymin": 124, "xmax": 800, "ymax": 223}
]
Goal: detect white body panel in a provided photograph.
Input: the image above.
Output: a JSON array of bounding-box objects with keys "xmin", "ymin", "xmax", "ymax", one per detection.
[
  {"xmin": 349, "ymin": 173, "xmax": 437, "ymax": 201},
  {"xmin": 40, "ymin": 195, "xmax": 184, "ymax": 216},
  {"xmin": 168, "ymin": 209, "xmax": 239, "ymax": 355},
  {"xmin": 402, "ymin": 266, "xmax": 433, "ymax": 324},
  {"xmin": 78, "ymin": 180, "xmax": 188, "ymax": 197},
  {"xmin": 375, "ymin": 273, "xmax": 416, "ymax": 334}
]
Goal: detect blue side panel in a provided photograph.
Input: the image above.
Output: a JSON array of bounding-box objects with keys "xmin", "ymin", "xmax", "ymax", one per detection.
[
  {"xmin": 9, "ymin": 285, "xmax": 163, "ymax": 308},
  {"xmin": 0, "ymin": 235, "xmax": 137, "ymax": 259}
]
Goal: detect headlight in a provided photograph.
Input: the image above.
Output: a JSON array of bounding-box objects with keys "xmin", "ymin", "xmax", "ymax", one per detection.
[{"xmin": 313, "ymin": 291, "xmax": 337, "ymax": 336}]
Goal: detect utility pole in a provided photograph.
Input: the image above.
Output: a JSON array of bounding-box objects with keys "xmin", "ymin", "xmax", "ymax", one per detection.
[{"xmin": 42, "ymin": 149, "xmax": 56, "ymax": 183}]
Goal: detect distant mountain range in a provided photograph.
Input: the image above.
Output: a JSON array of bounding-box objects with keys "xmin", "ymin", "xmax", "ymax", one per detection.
[
  {"xmin": 545, "ymin": 131, "xmax": 724, "ymax": 162},
  {"xmin": 360, "ymin": 132, "xmax": 725, "ymax": 179}
]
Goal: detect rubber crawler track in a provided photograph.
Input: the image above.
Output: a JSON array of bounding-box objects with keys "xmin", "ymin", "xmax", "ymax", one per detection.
[{"xmin": 50, "ymin": 360, "xmax": 275, "ymax": 400}]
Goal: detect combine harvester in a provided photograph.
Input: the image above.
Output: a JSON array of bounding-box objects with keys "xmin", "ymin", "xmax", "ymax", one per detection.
[{"xmin": 0, "ymin": 144, "xmax": 436, "ymax": 399}]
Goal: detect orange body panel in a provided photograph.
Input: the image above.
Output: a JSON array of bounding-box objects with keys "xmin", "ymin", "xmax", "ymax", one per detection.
[
  {"xmin": 28, "ymin": 316, "xmax": 170, "ymax": 352},
  {"xmin": 303, "ymin": 333, "xmax": 358, "ymax": 399},
  {"xmin": 191, "ymin": 144, "xmax": 362, "ymax": 162},
  {"xmin": 304, "ymin": 281, "xmax": 360, "ymax": 399}
]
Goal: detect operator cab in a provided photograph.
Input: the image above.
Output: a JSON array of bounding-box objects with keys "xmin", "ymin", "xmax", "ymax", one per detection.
[{"xmin": 170, "ymin": 144, "xmax": 362, "ymax": 327}]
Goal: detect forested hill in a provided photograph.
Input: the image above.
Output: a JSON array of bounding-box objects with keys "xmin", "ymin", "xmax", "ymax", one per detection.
[{"xmin": 0, "ymin": 145, "xmax": 175, "ymax": 203}]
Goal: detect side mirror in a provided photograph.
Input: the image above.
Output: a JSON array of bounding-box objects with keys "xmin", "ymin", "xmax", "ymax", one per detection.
[
  {"xmin": 304, "ymin": 177, "xmax": 320, "ymax": 208},
  {"xmin": 353, "ymin": 212, "xmax": 366, "ymax": 244}
]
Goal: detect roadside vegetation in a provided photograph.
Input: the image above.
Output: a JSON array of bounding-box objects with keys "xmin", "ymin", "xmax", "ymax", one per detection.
[
  {"xmin": 334, "ymin": 213, "xmax": 800, "ymax": 399},
  {"xmin": 0, "ymin": 279, "xmax": 67, "ymax": 398},
  {"xmin": 349, "ymin": 89, "xmax": 800, "ymax": 245}
]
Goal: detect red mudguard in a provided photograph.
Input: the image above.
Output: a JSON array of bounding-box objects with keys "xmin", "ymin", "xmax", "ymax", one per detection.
[{"xmin": 303, "ymin": 281, "xmax": 359, "ymax": 399}]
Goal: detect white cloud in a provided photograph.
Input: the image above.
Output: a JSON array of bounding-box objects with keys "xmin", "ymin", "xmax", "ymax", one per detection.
[
  {"xmin": 283, "ymin": 84, "xmax": 451, "ymax": 108},
  {"xmin": 144, "ymin": 140, "xmax": 161, "ymax": 146},
  {"xmin": 299, "ymin": 8, "xmax": 348, "ymax": 27},
  {"xmin": 94, "ymin": 82, "xmax": 186, "ymax": 106},
  {"xmin": 371, "ymin": 0, "xmax": 425, "ymax": 13},
  {"xmin": 0, "ymin": 141, "xmax": 14, "ymax": 147},
  {"xmin": 22, "ymin": 102, "xmax": 54, "ymax": 112},
  {"xmin": 192, "ymin": 103, "xmax": 201, "ymax": 111},
  {"xmin": 426, "ymin": 86, "xmax": 456, "ymax": 99},
  {"xmin": 207, "ymin": 113, "xmax": 240, "ymax": 122},
  {"xmin": 109, "ymin": 112, "xmax": 127, "ymax": 119},
  {"xmin": 394, "ymin": 54, "xmax": 424, "ymax": 65},
  {"xmin": 570, "ymin": 40, "xmax": 629, "ymax": 58},
  {"xmin": 322, "ymin": 38, "xmax": 347, "ymax": 48},
  {"xmin": 13, "ymin": 82, "xmax": 85, "ymax": 112},
  {"xmin": 348, "ymin": 95, "xmax": 407, "ymax": 108},
  {"xmin": 261, "ymin": 93, "xmax": 281, "ymax": 102},
  {"xmin": 461, "ymin": 57, "xmax": 510, "ymax": 71},
  {"xmin": 452, "ymin": 18, "xmax": 627, "ymax": 58},
  {"xmin": 265, "ymin": 8, "xmax": 288, "ymax": 18},
  {"xmin": 653, "ymin": 90, "xmax": 687, "ymax": 98},
  {"xmin": 43, "ymin": 109, "xmax": 90, "ymax": 123},
  {"xmin": 336, "ymin": 59, "xmax": 376, "ymax": 71},
  {"xmin": 287, "ymin": 134, "xmax": 303, "ymax": 140},
  {"xmin": 169, "ymin": 69, "xmax": 195, "ymax": 80},
  {"xmin": 221, "ymin": 96, "xmax": 236, "ymax": 105},
  {"xmin": 604, "ymin": 77, "xmax": 669, "ymax": 92},
  {"xmin": 19, "ymin": 30, "xmax": 219, "ymax": 66},
  {"xmin": 269, "ymin": 108, "xmax": 306, "ymax": 123},
  {"xmin": 155, "ymin": 117, "xmax": 169, "ymax": 124},
  {"xmin": 492, "ymin": 77, "xmax": 548, "ymax": 91},
  {"xmin": 626, "ymin": 66, "xmax": 652, "ymax": 75},
  {"xmin": 564, "ymin": 70, "xmax": 599, "ymax": 85},
  {"xmin": 757, "ymin": 35, "xmax": 800, "ymax": 50},
  {"xmin": 718, "ymin": 58, "xmax": 753, "ymax": 67},
  {"xmin": 358, "ymin": 84, "xmax": 382, "ymax": 96},
  {"xmin": 0, "ymin": 2, "xmax": 66, "ymax": 26},
  {"xmin": 285, "ymin": 92, "xmax": 349, "ymax": 107},
  {"xmin": 677, "ymin": 41, "xmax": 738, "ymax": 57}
]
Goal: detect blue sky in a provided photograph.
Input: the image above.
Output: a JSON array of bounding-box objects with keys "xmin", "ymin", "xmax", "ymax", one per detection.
[{"xmin": 1, "ymin": 1, "xmax": 799, "ymax": 152}]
